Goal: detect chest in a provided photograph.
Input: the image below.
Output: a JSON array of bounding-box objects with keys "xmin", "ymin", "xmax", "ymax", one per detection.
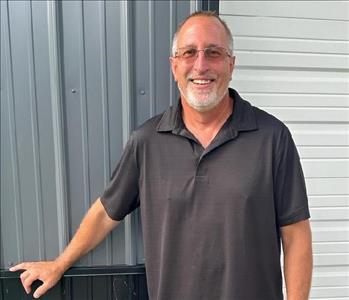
[{"xmin": 139, "ymin": 131, "xmax": 274, "ymax": 207}]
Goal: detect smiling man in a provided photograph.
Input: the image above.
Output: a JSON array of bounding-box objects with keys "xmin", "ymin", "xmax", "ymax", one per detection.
[
  {"xmin": 11, "ymin": 11, "xmax": 312, "ymax": 300},
  {"xmin": 171, "ymin": 15, "xmax": 234, "ymax": 113}
]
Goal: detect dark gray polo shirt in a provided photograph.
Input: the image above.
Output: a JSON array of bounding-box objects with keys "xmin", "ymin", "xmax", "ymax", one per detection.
[{"xmin": 101, "ymin": 88, "xmax": 310, "ymax": 300}]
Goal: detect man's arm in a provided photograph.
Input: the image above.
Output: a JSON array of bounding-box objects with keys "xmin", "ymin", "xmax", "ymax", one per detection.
[
  {"xmin": 281, "ymin": 219, "xmax": 313, "ymax": 300},
  {"xmin": 10, "ymin": 198, "xmax": 119, "ymax": 298}
]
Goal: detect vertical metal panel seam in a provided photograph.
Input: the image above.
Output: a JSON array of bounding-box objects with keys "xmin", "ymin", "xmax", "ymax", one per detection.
[
  {"xmin": 98, "ymin": 0, "xmax": 112, "ymax": 265},
  {"xmin": 190, "ymin": 0, "xmax": 201, "ymax": 13},
  {"xmin": 78, "ymin": 0, "xmax": 92, "ymax": 267},
  {"xmin": 120, "ymin": 0, "xmax": 137, "ymax": 265},
  {"xmin": 120, "ymin": 0, "xmax": 132, "ymax": 143},
  {"xmin": 148, "ymin": 1, "xmax": 155, "ymax": 117},
  {"xmin": 169, "ymin": 0, "xmax": 177, "ymax": 106},
  {"xmin": 47, "ymin": 0, "xmax": 69, "ymax": 252},
  {"xmin": 0, "ymin": 128, "xmax": 1, "ymax": 268},
  {"xmin": 27, "ymin": 0, "xmax": 45, "ymax": 260},
  {"xmin": 3, "ymin": 0, "xmax": 24, "ymax": 263}
]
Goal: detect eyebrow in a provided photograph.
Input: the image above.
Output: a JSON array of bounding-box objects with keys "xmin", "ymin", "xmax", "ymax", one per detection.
[{"xmin": 179, "ymin": 43, "xmax": 221, "ymax": 49}]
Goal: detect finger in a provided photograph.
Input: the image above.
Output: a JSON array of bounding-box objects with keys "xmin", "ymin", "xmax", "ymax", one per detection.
[
  {"xmin": 23, "ymin": 273, "xmax": 38, "ymax": 294},
  {"xmin": 20, "ymin": 270, "xmax": 31, "ymax": 285},
  {"xmin": 33, "ymin": 281, "xmax": 51, "ymax": 299},
  {"xmin": 20, "ymin": 270, "xmax": 30, "ymax": 281},
  {"xmin": 9, "ymin": 262, "xmax": 27, "ymax": 271}
]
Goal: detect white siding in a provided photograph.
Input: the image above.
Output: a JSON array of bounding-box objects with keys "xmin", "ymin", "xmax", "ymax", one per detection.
[{"xmin": 220, "ymin": 1, "xmax": 349, "ymax": 299}]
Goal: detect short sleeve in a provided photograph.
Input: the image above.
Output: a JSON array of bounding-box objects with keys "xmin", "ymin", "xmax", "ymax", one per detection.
[
  {"xmin": 100, "ymin": 134, "xmax": 140, "ymax": 221},
  {"xmin": 274, "ymin": 126, "xmax": 310, "ymax": 227}
]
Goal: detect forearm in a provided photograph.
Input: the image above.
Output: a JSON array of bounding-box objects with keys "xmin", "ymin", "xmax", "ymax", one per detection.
[
  {"xmin": 281, "ymin": 220, "xmax": 313, "ymax": 300},
  {"xmin": 9, "ymin": 198, "xmax": 119, "ymax": 298},
  {"xmin": 55, "ymin": 198, "xmax": 119, "ymax": 272}
]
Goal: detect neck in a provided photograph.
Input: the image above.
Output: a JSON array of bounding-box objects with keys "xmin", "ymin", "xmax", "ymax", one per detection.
[
  {"xmin": 181, "ymin": 92, "xmax": 233, "ymax": 148},
  {"xmin": 181, "ymin": 92, "xmax": 233, "ymax": 130}
]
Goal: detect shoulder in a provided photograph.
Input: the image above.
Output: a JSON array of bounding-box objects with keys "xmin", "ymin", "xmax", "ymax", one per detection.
[
  {"xmin": 248, "ymin": 105, "xmax": 297, "ymax": 161},
  {"xmin": 230, "ymin": 88, "xmax": 289, "ymax": 137},
  {"xmin": 240, "ymin": 98, "xmax": 291, "ymax": 141},
  {"xmin": 128, "ymin": 111, "xmax": 168, "ymax": 144},
  {"xmin": 252, "ymin": 105, "xmax": 287, "ymax": 133},
  {"xmin": 234, "ymin": 91, "xmax": 294, "ymax": 154}
]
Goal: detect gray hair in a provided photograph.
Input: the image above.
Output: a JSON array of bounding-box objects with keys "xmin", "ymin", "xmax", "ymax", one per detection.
[{"xmin": 171, "ymin": 11, "xmax": 234, "ymax": 57}]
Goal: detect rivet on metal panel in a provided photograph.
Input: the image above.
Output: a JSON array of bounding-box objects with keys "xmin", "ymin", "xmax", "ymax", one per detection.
[
  {"xmin": 71, "ymin": 89, "xmax": 77, "ymax": 93},
  {"xmin": 140, "ymin": 90, "xmax": 145, "ymax": 95}
]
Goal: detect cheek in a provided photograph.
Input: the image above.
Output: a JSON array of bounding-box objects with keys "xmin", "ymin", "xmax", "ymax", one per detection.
[
  {"xmin": 171, "ymin": 65, "xmax": 178, "ymax": 81},
  {"xmin": 177, "ymin": 72, "xmax": 190, "ymax": 85}
]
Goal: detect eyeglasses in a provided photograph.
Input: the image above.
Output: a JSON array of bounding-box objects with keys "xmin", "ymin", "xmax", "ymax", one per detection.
[{"xmin": 174, "ymin": 46, "xmax": 232, "ymax": 62}]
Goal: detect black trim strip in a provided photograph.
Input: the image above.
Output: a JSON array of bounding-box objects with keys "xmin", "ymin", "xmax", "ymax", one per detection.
[{"xmin": 0, "ymin": 265, "xmax": 146, "ymax": 279}]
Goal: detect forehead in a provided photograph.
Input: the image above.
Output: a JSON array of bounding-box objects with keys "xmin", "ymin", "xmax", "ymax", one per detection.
[{"xmin": 177, "ymin": 16, "xmax": 229, "ymax": 48}]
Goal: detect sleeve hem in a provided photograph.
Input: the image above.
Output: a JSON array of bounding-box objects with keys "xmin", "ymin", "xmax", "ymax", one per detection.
[
  {"xmin": 279, "ymin": 206, "xmax": 310, "ymax": 227},
  {"xmin": 100, "ymin": 196, "xmax": 126, "ymax": 222}
]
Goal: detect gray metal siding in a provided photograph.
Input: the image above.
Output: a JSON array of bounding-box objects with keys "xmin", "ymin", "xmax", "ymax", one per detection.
[
  {"xmin": 0, "ymin": 0, "xmax": 195, "ymax": 271},
  {"xmin": 60, "ymin": 0, "xmax": 127, "ymax": 266},
  {"xmin": 1, "ymin": 0, "xmax": 60, "ymax": 267}
]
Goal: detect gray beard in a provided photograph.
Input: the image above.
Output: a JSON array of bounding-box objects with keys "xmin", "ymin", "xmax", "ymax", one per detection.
[{"xmin": 178, "ymin": 85, "xmax": 224, "ymax": 112}]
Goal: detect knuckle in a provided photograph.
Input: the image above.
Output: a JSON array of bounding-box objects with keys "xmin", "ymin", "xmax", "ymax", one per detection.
[{"xmin": 24, "ymin": 276, "xmax": 34, "ymax": 285}]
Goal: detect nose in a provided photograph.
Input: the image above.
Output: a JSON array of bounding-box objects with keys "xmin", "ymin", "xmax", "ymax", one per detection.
[{"xmin": 192, "ymin": 50, "xmax": 209, "ymax": 73}]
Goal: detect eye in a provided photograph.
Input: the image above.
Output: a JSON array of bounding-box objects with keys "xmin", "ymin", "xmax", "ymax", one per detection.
[
  {"xmin": 205, "ymin": 47, "xmax": 223, "ymax": 58},
  {"xmin": 181, "ymin": 48, "xmax": 197, "ymax": 58}
]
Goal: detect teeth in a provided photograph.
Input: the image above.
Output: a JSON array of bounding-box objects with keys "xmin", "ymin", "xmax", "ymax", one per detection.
[{"xmin": 192, "ymin": 79, "xmax": 211, "ymax": 84}]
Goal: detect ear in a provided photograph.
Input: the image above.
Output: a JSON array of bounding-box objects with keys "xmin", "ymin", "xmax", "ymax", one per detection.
[
  {"xmin": 169, "ymin": 57, "xmax": 178, "ymax": 82},
  {"xmin": 229, "ymin": 55, "xmax": 236, "ymax": 74}
]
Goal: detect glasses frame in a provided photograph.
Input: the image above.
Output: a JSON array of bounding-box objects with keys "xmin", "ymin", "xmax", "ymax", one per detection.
[{"xmin": 174, "ymin": 46, "xmax": 232, "ymax": 62}]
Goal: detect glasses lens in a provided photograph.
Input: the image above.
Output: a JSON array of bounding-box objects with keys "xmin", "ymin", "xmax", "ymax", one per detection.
[
  {"xmin": 179, "ymin": 48, "xmax": 197, "ymax": 58},
  {"xmin": 205, "ymin": 47, "xmax": 224, "ymax": 59}
]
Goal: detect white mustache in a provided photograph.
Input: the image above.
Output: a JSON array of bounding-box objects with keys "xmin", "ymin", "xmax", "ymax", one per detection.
[{"xmin": 187, "ymin": 73, "xmax": 217, "ymax": 81}]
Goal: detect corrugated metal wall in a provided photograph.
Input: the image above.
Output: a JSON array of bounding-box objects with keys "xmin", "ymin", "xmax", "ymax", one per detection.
[
  {"xmin": 1, "ymin": 0, "xmax": 216, "ymax": 287},
  {"xmin": 1, "ymin": 0, "xmax": 195, "ymax": 270},
  {"xmin": 220, "ymin": 1, "xmax": 349, "ymax": 298}
]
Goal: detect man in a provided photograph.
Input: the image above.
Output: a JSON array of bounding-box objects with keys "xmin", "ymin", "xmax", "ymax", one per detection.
[{"xmin": 10, "ymin": 11, "xmax": 312, "ymax": 299}]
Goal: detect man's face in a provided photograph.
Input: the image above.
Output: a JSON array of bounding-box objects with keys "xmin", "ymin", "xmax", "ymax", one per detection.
[{"xmin": 170, "ymin": 16, "xmax": 235, "ymax": 112}]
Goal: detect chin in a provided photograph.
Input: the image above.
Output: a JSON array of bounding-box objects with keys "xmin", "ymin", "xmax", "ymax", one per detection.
[{"xmin": 186, "ymin": 91, "xmax": 223, "ymax": 112}]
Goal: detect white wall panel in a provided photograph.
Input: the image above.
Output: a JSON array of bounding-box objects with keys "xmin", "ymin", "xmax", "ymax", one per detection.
[
  {"xmin": 306, "ymin": 178, "xmax": 348, "ymax": 195},
  {"xmin": 246, "ymin": 93, "xmax": 349, "ymax": 108},
  {"xmin": 313, "ymin": 241, "xmax": 349, "ymax": 253},
  {"xmin": 220, "ymin": 1, "xmax": 349, "ymax": 21},
  {"xmin": 236, "ymin": 51, "xmax": 349, "ymax": 70},
  {"xmin": 262, "ymin": 107, "xmax": 349, "ymax": 122},
  {"xmin": 233, "ymin": 69, "xmax": 349, "ymax": 94},
  {"xmin": 311, "ymin": 207, "xmax": 349, "ymax": 220},
  {"xmin": 298, "ymin": 147, "xmax": 349, "ymax": 159},
  {"xmin": 235, "ymin": 36, "xmax": 349, "ymax": 55},
  {"xmin": 301, "ymin": 159, "xmax": 349, "ymax": 178},
  {"xmin": 221, "ymin": 1, "xmax": 349, "ymax": 298},
  {"xmin": 309, "ymin": 196, "xmax": 349, "ymax": 207},
  {"xmin": 313, "ymin": 271, "xmax": 349, "ymax": 286},
  {"xmin": 225, "ymin": 15, "xmax": 348, "ymax": 41}
]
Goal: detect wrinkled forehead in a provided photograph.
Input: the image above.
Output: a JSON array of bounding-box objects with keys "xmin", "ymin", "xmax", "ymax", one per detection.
[{"xmin": 176, "ymin": 16, "xmax": 230, "ymax": 48}]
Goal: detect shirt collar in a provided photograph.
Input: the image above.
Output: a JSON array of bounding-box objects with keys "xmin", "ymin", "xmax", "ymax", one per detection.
[{"xmin": 156, "ymin": 88, "xmax": 258, "ymax": 133}]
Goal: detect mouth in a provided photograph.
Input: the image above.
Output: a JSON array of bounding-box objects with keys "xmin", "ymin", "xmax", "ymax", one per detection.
[{"xmin": 189, "ymin": 78, "xmax": 215, "ymax": 86}]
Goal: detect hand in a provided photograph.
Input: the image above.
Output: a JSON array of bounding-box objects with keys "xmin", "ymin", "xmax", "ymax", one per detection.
[{"xmin": 9, "ymin": 261, "xmax": 65, "ymax": 298}]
